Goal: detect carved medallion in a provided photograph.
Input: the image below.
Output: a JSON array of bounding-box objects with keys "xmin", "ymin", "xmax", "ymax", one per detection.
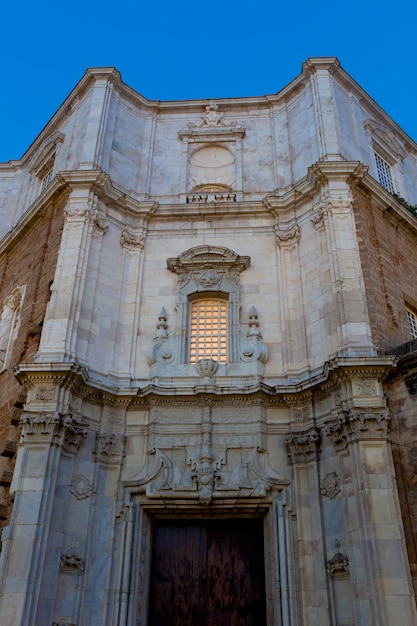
[
  {"xmin": 320, "ymin": 471, "xmax": 340, "ymax": 499},
  {"xmin": 70, "ymin": 474, "xmax": 92, "ymax": 500}
]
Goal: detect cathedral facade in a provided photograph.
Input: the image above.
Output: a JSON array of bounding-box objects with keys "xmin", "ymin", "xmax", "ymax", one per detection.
[{"xmin": 1, "ymin": 57, "xmax": 417, "ymax": 625}]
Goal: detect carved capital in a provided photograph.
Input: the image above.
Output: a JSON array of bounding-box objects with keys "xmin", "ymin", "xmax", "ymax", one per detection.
[
  {"xmin": 286, "ymin": 427, "xmax": 320, "ymax": 463},
  {"xmin": 275, "ymin": 224, "xmax": 301, "ymax": 247},
  {"xmin": 120, "ymin": 229, "xmax": 144, "ymax": 250},
  {"xmin": 325, "ymin": 408, "xmax": 390, "ymax": 452}
]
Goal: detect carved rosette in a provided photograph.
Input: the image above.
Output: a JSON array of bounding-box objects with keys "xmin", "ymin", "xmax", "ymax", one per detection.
[
  {"xmin": 325, "ymin": 408, "xmax": 390, "ymax": 452},
  {"xmin": 70, "ymin": 474, "xmax": 93, "ymax": 500},
  {"xmin": 286, "ymin": 427, "xmax": 320, "ymax": 463},
  {"xmin": 95, "ymin": 433, "xmax": 126, "ymax": 464}
]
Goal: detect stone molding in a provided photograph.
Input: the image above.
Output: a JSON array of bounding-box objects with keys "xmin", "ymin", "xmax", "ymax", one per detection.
[{"xmin": 275, "ymin": 224, "xmax": 301, "ymax": 247}]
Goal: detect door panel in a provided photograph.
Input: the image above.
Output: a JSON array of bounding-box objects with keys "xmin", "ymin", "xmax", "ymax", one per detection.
[{"xmin": 148, "ymin": 519, "xmax": 267, "ymax": 626}]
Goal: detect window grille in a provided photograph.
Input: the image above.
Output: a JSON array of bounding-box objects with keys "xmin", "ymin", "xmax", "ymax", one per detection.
[
  {"xmin": 374, "ymin": 153, "xmax": 395, "ymax": 194},
  {"xmin": 189, "ymin": 298, "xmax": 227, "ymax": 364},
  {"xmin": 40, "ymin": 168, "xmax": 54, "ymax": 192},
  {"xmin": 406, "ymin": 309, "xmax": 417, "ymax": 340}
]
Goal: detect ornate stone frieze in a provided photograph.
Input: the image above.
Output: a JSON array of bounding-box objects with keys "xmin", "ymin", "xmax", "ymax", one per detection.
[
  {"xmin": 352, "ymin": 379, "xmax": 377, "ymax": 395},
  {"xmin": 35, "ymin": 386, "xmax": 56, "ymax": 401},
  {"xmin": 124, "ymin": 445, "xmax": 285, "ymax": 502},
  {"xmin": 275, "ymin": 224, "xmax": 301, "ymax": 247},
  {"xmin": 70, "ymin": 474, "xmax": 93, "ymax": 500},
  {"xmin": 320, "ymin": 472, "xmax": 341, "ymax": 499},
  {"xmin": 240, "ymin": 307, "xmax": 268, "ymax": 364},
  {"xmin": 325, "ymin": 408, "xmax": 390, "ymax": 451},
  {"xmin": 95, "ymin": 433, "xmax": 126, "ymax": 463},
  {"xmin": 286, "ymin": 427, "xmax": 320, "ymax": 463},
  {"xmin": 60, "ymin": 546, "xmax": 84, "ymax": 574}
]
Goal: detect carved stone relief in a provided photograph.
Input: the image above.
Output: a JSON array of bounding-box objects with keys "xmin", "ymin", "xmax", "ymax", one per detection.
[{"xmin": 60, "ymin": 546, "xmax": 84, "ymax": 574}]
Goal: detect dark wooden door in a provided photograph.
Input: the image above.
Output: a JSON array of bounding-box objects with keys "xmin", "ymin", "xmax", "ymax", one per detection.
[{"xmin": 148, "ymin": 519, "xmax": 267, "ymax": 626}]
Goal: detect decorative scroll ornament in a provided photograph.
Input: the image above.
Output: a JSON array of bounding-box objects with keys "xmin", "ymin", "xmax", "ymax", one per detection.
[
  {"xmin": 320, "ymin": 472, "xmax": 340, "ymax": 499},
  {"xmin": 240, "ymin": 307, "xmax": 268, "ymax": 363},
  {"xmin": 286, "ymin": 427, "xmax": 320, "ymax": 463},
  {"xmin": 147, "ymin": 308, "xmax": 174, "ymax": 366}
]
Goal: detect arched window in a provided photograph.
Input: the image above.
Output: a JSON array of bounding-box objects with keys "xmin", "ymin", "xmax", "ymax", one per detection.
[{"xmin": 189, "ymin": 296, "xmax": 227, "ymax": 364}]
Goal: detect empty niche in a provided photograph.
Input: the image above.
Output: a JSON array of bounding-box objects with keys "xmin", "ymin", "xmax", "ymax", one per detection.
[{"xmin": 188, "ymin": 145, "xmax": 235, "ymax": 191}]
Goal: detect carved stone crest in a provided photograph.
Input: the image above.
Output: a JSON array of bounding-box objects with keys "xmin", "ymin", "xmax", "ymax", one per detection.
[{"xmin": 320, "ymin": 472, "xmax": 340, "ymax": 499}]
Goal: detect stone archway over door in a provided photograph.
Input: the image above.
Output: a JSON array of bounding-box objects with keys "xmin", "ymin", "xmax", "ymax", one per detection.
[{"xmin": 148, "ymin": 519, "xmax": 267, "ymax": 626}]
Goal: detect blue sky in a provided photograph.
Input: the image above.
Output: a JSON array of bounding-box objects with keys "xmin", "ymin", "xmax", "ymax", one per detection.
[{"xmin": 1, "ymin": 0, "xmax": 416, "ymax": 162}]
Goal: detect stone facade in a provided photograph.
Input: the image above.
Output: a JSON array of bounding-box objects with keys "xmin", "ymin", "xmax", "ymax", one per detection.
[{"xmin": 0, "ymin": 57, "xmax": 417, "ymax": 625}]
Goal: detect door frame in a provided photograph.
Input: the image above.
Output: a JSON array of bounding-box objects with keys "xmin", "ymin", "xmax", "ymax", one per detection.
[{"xmin": 112, "ymin": 490, "xmax": 296, "ymax": 626}]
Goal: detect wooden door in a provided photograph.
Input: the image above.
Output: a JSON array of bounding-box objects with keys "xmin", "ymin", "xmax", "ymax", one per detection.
[{"xmin": 148, "ymin": 519, "xmax": 267, "ymax": 626}]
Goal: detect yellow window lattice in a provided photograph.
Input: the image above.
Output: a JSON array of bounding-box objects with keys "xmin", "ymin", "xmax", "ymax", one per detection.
[{"xmin": 190, "ymin": 299, "xmax": 227, "ymax": 364}]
